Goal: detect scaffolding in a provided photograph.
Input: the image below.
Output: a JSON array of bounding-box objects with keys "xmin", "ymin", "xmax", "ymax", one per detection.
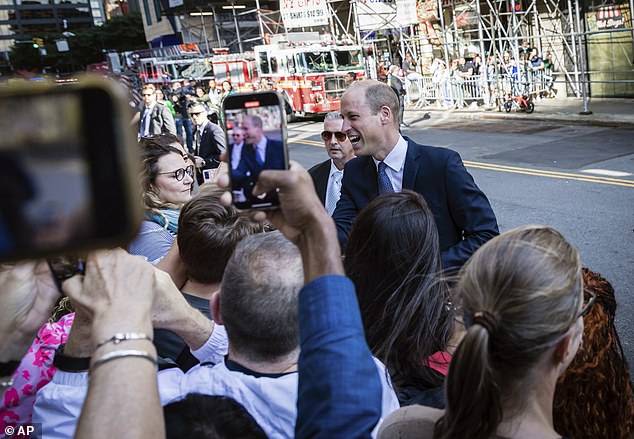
[{"xmin": 391, "ymin": 0, "xmax": 633, "ymax": 98}]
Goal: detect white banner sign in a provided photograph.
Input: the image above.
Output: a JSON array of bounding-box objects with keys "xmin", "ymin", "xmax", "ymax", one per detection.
[
  {"xmin": 280, "ymin": 0, "xmax": 329, "ymax": 29},
  {"xmin": 357, "ymin": 0, "xmax": 418, "ymax": 30}
]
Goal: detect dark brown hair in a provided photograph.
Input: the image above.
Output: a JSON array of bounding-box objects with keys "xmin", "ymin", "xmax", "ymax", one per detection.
[
  {"xmin": 344, "ymin": 191, "xmax": 453, "ymax": 391},
  {"xmin": 177, "ymin": 185, "xmax": 264, "ymax": 284}
]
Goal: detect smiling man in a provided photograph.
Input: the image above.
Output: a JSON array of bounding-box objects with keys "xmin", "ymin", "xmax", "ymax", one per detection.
[
  {"xmin": 308, "ymin": 111, "xmax": 355, "ymax": 215},
  {"xmin": 332, "ymin": 80, "xmax": 499, "ymax": 270}
]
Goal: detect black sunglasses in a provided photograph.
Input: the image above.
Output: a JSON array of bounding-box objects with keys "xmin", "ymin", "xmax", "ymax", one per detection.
[
  {"xmin": 321, "ymin": 131, "xmax": 347, "ymax": 142},
  {"xmin": 157, "ymin": 165, "xmax": 194, "ymax": 181}
]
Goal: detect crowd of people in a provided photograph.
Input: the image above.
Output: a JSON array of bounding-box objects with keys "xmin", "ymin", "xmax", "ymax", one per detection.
[{"xmin": 1, "ymin": 78, "xmax": 633, "ymax": 439}]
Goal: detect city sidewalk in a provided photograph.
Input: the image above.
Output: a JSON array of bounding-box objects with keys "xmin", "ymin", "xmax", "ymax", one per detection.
[{"xmin": 406, "ymin": 97, "xmax": 634, "ymax": 128}]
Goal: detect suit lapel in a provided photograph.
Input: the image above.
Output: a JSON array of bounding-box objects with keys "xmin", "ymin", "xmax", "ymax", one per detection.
[
  {"xmin": 402, "ymin": 137, "xmax": 422, "ymax": 190},
  {"xmin": 362, "ymin": 156, "xmax": 379, "ymax": 199}
]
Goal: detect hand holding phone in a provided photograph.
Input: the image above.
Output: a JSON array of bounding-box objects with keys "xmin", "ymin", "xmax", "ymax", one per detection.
[{"xmin": 222, "ymin": 91, "xmax": 288, "ymax": 209}]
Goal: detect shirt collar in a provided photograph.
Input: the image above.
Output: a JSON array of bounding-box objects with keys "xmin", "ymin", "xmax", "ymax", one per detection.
[
  {"xmin": 256, "ymin": 135, "xmax": 267, "ymax": 151},
  {"xmin": 373, "ymin": 135, "xmax": 408, "ymax": 172},
  {"xmin": 329, "ymin": 160, "xmax": 343, "ymax": 176}
]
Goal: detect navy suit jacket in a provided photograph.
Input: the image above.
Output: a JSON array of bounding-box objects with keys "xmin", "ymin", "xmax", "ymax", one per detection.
[
  {"xmin": 332, "ymin": 138, "xmax": 499, "ymax": 269},
  {"xmin": 308, "ymin": 159, "xmax": 331, "ymax": 205},
  {"xmin": 233, "ymin": 137, "xmax": 286, "ymax": 203}
]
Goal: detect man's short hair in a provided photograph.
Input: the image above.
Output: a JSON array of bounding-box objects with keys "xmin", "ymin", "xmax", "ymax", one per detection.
[
  {"xmin": 178, "ymin": 186, "xmax": 263, "ymax": 285},
  {"xmin": 187, "ymin": 101, "xmax": 206, "ymax": 113},
  {"xmin": 324, "ymin": 111, "xmax": 342, "ymax": 121},
  {"xmin": 220, "ymin": 232, "xmax": 303, "ymax": 362},
  {"xmin": 352, "ymin": 81, "xmax": 399, "ymax": 124},
  {"xmin": 164, "ymin": 394, "xmax": 267, "ymax": 439},
  {"xmin": 142, "ymin": 83, "xmax": 156, "ymax": 93},
  {"xmin": 243, "ymin": 114, "xmax": 263, "ymax": 129}
]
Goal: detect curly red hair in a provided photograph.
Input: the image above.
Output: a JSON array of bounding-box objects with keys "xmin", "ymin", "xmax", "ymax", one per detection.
[{"xmin": 554, "ymin": 268, "xmax": 634, "ymax": 439}]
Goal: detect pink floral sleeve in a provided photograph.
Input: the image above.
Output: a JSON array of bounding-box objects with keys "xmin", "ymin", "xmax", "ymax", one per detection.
[{"xmin": 0, "ymin": 313, "xmax": 75, "ymax": 429}]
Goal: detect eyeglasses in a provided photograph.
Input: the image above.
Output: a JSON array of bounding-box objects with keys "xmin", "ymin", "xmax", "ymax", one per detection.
[
  {"xmin": 578, "ymin": 290, "xmax": 597, "ymax": 319},
  {"xmin": 189, "ymin": 111, "xmax": 204, "ymax": 116},
  {"xmin": 321, "ymin": 131, "xmax": 347, "ymax": 142},
  {"xmin": 157, "ymin": 165, "xmax": 194, "ymax": 181}
]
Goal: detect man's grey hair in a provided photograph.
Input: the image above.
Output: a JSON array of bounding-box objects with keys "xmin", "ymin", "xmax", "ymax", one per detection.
[
  {"xmin": 324, "ymin": 111, "xmax": 342, "ymax": 121},
  {"xmin": 243, "ymin": 114, "xmax": 263, "ymax": 129},
  {"xmin": 220, "ymin": 231, "xmax": 303, "ymax": 362}
]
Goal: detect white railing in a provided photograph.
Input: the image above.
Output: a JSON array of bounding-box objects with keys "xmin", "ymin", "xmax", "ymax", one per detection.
[{"xmin": 405, "ymin": 70, "xmax": 554, "ymax": 109}]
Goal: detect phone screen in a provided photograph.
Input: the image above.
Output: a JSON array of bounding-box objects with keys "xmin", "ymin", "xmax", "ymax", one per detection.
[{"xmin": 223, "ymin": 91, "xmax": 287, "ymax": 209}]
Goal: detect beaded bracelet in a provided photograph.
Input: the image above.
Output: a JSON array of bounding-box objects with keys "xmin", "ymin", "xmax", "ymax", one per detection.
[
  {"xmin": 91, "ymin": 349, "xmax": 157, "ymax": 373},
  {"xmin": 95, "ymin": 332, "xmax": 153, "ymax": 349}
]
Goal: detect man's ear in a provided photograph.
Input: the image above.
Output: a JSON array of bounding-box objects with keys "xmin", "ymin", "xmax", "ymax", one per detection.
[
  {"xmin": 380, "ymin": 105, "xmax": 392, "ymax": 125},
  {"xmin": 210, "ymin": 290, "xmax": 223, "ymax": 325}
]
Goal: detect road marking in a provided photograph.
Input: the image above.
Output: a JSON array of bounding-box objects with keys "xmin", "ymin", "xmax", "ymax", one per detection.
[
  {"xmin": 464, "ymin": 161, "xmax": 634, "ymax": 188},
  {"xmin": 581, "ymin": 169, "xmax": 632, "ymax": 177},
  {"xmin": 287, "ymin": 137, "xmax": 634, "ymax": 188}
]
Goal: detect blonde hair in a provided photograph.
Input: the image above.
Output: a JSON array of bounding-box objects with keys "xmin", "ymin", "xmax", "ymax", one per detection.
[{"xmin": 436, "ymin": 225, "xmax": 582, "ymax": 439}]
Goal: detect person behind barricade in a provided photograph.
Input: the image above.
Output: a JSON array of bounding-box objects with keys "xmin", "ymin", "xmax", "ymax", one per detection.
[
  {"xmin": 543, "ymin": 51, "xmax": 556, "ymax": 97},
  {"xmin": 31, "ymin": 232, "xmax": 400, "ymax": 439},
  {"xmin": 379, "ymin": 225, "xmax": 587, "ymax": 439},
  {"xmin": 156, "ymin": 88, "xmax": 176, "ymax": 118},
  {"xmin": 128, "ymin": 134, "xmax": 194, "ymax": 264},
  {"xmin": 344, "ymin": 191, "xmax": 462, "ymax": 408},
  {"xmin": 388, "ymin": 65, "xmax": 407, "ymax": 127},
  {"xmin": 220, "ymin": 80, "xmax": 234, "ymax": 101}
]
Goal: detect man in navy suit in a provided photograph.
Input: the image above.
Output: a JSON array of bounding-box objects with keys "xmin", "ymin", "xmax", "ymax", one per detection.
[
  {"xmin": 231, "ymin": 114, "xmax": 285, "ymax": 204},
  {"xmin": 334, "ymin": 80, "xmax": 499, "ymax": 270},
  {"xmin": 189, "ymin": 102, "xmax": 225, "ymax": 184}
]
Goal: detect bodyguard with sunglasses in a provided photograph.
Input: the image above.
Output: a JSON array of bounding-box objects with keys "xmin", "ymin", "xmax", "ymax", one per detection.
[
  {"xmin": 188, "ymin": 102, "xmax": 226, "ymax": 185},
  {"xmin": 308, "ymin": 111, "xmax": 355, "ymax": 215}
]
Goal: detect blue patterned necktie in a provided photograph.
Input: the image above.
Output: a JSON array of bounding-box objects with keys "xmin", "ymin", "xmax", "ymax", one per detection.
[
  {"xmin": 377, "ymin": 161, "xmax": 394, "ymax": 194},
  {"xmin": 326, "ymin": 170, "xmax": 343, "ymax": 215}
]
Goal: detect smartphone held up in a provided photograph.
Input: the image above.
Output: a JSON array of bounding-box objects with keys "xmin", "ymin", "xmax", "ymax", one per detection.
[
  {"xmin": 222, "ymin": 91, "xmax": 289, "ymax": 210},
  {"xmin": 0, "ymin": 77, "xmax": 142, "ymax": 263}
]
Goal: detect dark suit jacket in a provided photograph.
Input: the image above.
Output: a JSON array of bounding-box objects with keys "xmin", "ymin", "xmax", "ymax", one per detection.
[
  {"xmin": 232, "ymin": 137, "xmax": 286, "ymax": 204},
  {"xmin": 139, "ymin": 102, "xmax": 176, "ymax": 136},
  {"xmin": 308, "ymin": 159, "xmax": 331, "ymax": 205},
  {"xmin": 194, "ymin": 120, "xmax": 226, "ymax": 169},
  {"xmin": 332, "ymin": 138, "xmax": 499, "ymax": 270}
]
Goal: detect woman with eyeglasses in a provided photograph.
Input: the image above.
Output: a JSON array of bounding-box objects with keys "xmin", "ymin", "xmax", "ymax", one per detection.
[
  {"xmin": 129, "ymin": 134, "xmax": 194, "ymax": 264},
  {"xmin": 379, "ymin": 225, "xmax": 587, "ymax": 439}
]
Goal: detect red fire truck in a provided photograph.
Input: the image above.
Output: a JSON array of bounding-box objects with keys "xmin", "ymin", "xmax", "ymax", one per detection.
[{"xmin": 254, "ymin": 40, "xmax": 365, "ymax": 118}]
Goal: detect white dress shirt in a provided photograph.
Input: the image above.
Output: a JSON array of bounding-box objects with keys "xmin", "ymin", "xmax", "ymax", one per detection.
[
  {"xmin": 372, "ymin": 135, "xmax": 408, "ymax": 192},
  {"xmin": 325, "ymin": 160, "xmax": 344, "ymax": 215}
]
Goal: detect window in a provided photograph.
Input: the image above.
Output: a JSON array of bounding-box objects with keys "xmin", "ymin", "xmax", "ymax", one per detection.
[
  {"xmin": 142, "ymin": 0, "xmax": 151, "ymax": 25},
  {"xmin": 153, "ymin": 0, "xmax": 161, "ymax": 22},
  {"xmin": 258, "ymin": 52, "xmax": 270, "ymax": 74}
]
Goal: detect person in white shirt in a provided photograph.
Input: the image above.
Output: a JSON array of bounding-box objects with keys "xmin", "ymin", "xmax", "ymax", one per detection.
[
  {"xmin": 308, "ymin": 111, "xmax": 355, "ymax": 215},
  {"xmin": 33, "ymin": 232, "xmax": 401, "ymax": 438}
]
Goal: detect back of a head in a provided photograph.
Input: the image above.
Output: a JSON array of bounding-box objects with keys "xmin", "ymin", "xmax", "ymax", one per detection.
[
  {"xmin": 436, "ymin": 225, "xmax": 582, "ymax": 439},
  {"xmin": 221, "ymin": 231, "xmax": 303, "ymax": 362},
  {"xmin": 177, "ymin": 185, "xmax": 263, "ymax": 285},
  {"xmin": 344, "ymin": 191, "xmax": 452, "ymax": 389},
  {"xmin": 164, "ymin": 394, "xmax": 267, "ymax": 439}
]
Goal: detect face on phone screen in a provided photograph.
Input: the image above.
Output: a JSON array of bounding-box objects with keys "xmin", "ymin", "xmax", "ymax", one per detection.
[{"xmin": 224, "ymin": 95, "xmax": 287, "ymax": 209}]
